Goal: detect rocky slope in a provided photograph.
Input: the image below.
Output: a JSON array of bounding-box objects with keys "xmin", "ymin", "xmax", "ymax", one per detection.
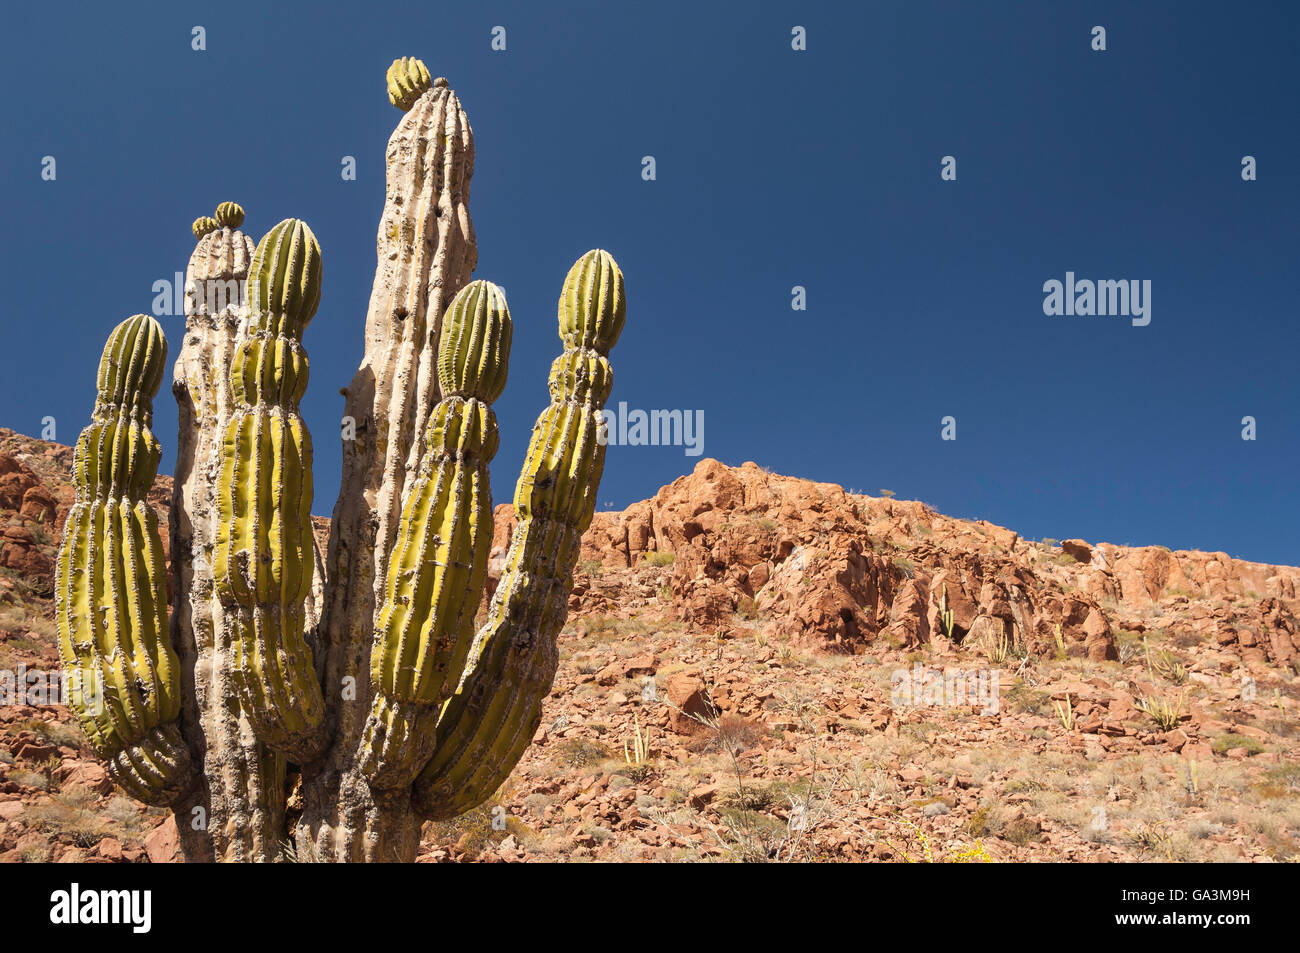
[
  {"xmin": 569, "ymin": 458, "xmax": 1299, "ymax": 668},
  {"xmin": 1, "ymin": 428, "xmax": 1297, "ymax": 862}
]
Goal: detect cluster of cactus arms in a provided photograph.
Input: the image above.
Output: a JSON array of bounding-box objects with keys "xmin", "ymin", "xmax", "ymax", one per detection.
[{"xmin": 53, "ymin": 58, "xmax": 626, "ymax": 862}]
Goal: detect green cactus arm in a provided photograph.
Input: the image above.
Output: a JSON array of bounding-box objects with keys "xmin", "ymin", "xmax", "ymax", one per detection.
[
  {"xmin": 213, "ymin": 218, "xmax": 327, "ymax": 762},
  {"xmin": 54, "ymin": 314, "xmax": 193, "ymax": 805},
  {"xmin": 357, "ymin": 280, "xmax": 512, "ymax": 789},
  {"xmin": 414, "ymin": 250, "xmax": 624, "ymax": 819}
]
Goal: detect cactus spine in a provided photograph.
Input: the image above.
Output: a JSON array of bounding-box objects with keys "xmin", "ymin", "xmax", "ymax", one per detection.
[
  {"xmin": 214, "ymin": 218, "xmax": 327, "ymax": 763},
  {"xmin": 415, "ymin": 250, "xmax": 624, "ymax": 818},
  {"xmin": 55, "ymin": 315, "xmax": 191, "ymax": 804}
]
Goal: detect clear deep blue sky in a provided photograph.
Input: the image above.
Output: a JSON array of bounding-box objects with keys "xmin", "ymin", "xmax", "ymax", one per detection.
[{"xmin": 1, "ymin": 1, "xmax": 1296, "ymax": 565}]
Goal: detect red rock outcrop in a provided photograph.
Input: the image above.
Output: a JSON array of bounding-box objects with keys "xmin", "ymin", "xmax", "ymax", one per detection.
[{"xmin": 546, "ymin": 458, "xmax": 1298, "ymax": 670}]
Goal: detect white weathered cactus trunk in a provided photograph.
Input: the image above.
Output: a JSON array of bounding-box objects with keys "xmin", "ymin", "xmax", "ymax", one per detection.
[
  {"xmin": 299, "ymin": 73, "xmax": 477, "ymax": 862},
  {"xmin": 169, "ymin": 216, "xmax": 286, "ymax": 862}
]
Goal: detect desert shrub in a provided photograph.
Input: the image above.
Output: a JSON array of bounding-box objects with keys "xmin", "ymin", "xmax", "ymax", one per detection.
[
  {"xmin": 426, "ymin": 801, "xmax": 533, "ymax": 860},
  {"xmin": 1211, "ymin": 733, "xmax": 1265, "ymax": 757},
  {"xmin": 9, "ymin": 769, "xmax": 49, "ymax": 791},
  {"xmin": 25, "ymin": 789, "xmax": 111, "ymax": 847},
  {"xmin": 1005, "ymin": 683, "xmax": 1051, "ymax": 717},
  {"xmin": 965, "ymin": 802, "xmax": 1039, "ymax": 845},
  {"xmin": 10, "ymin": 718, "xmax": 84, "ymax": 750},
  {"xmin": 685, "ymin": 714, "xmax": 766, "ymax": 756},
  {"xmin": 18, "ymin": 843, "xmax": 49, "ymax": 863},
  {"xmin": 1001, "ymin": 816, "xmax": 1042, "ymax": 846},
  {"xmin": 581, "ymin": 615, "xmax": 618, "ymax": 637},
  {"xmin": 552, "ymin": 738, "xmax": 613, "ymax": 769}
]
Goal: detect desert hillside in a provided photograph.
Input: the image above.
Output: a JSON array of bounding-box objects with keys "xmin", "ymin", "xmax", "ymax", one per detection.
[{"xmin": 1, "ymin": 427, "xmax": 1297, "ymax": 862}]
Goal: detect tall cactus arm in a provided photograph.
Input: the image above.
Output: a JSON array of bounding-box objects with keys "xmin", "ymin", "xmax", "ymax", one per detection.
[
  {"xmin": 213, "ymin": 218, "xmax": 327, "ymax": 763},
  {"xmin": 414, "ymin": 250, "xmax": 624, "ymax": 819},
  {"xmin": 358, "ymin": 281, "xmax": 511, "ymax": 789},
  {"xmin": 171, "ymin": 202, "xmax": 291, "ymax": 862},
  {"xmin": 324, "ymin": 58, "xmax": 477, "ymax": 688},
  {"xmin": 303, "ymin": 59, "xmax": 478, "ymax": 861},
  {"xmin": 54, "ymin": 314, "xmax": 193, "ymax": 805}
]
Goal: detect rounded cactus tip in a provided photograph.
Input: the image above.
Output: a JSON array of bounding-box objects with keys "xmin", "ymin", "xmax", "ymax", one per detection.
[
  {"xmin": 192, "ymin": 216, "xmax": 220, "ymax": 240},
  {"xmin": 438, "ymin": 280, "xmax": 512, "ymax": 402},
  {"xmin": 96, "ymin": 314, "xmax": 168, "ymax": 408},
  {"xmin": 214, "ymin": 201, "xmax": 245, "ymax": 229},
  {"xmin": 248, "ymin": 218, "xmax": 323, "ymax": 330},
  {"xmin": 387, "ymin": 56, "xmax": 433, "ymax": 111},
  {"xmin": 559, "ymin": 249, "xmax": 626, "ymax": 354}
]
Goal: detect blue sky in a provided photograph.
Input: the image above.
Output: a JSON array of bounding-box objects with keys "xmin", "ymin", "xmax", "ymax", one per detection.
[{"xmin": 1, "ymin": 1, "xmax": 1296, "ymax": 565}]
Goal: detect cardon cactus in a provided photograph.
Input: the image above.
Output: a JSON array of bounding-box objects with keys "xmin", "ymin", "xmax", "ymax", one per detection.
[
  {"xmin": 54, "ymin": 315, "xmax": 192, "ymax": 804},
  {"xmin": 54, "ymin": 58, "xmax": 625, "ymax": 863}
]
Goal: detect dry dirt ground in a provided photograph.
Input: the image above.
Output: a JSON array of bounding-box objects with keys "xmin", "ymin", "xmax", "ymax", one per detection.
[{"xmin": 1, "ymin": 428, "xmax": 1296, "ymax": 862}]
